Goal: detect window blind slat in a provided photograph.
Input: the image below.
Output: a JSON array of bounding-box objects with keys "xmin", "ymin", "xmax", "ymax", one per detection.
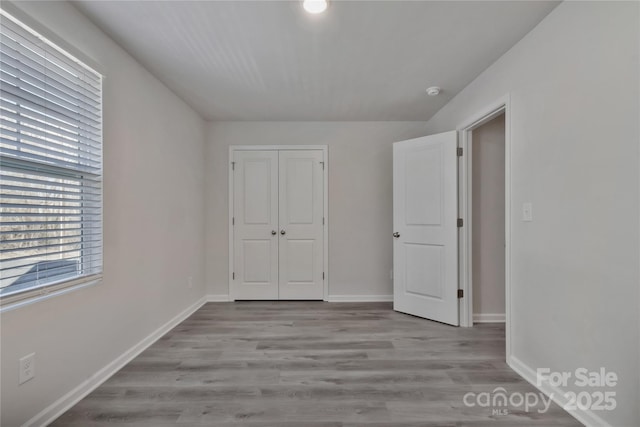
[
  {"xmin": 0, "ymin": 39, "xmax": 100, "ymax": 108},
  {"xmin": 0, "ymin": 146, "xmax": 101, "ymax": 174},
  {"xmin": 0, "ymin": 109, "xmax": 100, "ymax": 148},
  {"xmin": 1, "ymin": 83, "xmax": 100, "ymax": 129},
  {"xmin": 0, "ymin": 231, "xmax": 102, "ymax": 245},
  {"xmin": 2, "ymin": 241, "xmax": 82, "ymax": 255},
  {"xmin": 1, "ymin": 255, "xmax": 103, "ymax": 280},
  {"xmin": 0, "ymin": 132, "xmax": 101, "ymax": 167},
  {"xmin": 0, "ymin": 96, "xmax": 100, "ymax": 142},
  {"xmin": 0, "ymin": 173, "xmax": 101, "ymax": 193},
  {"xmin": 0, "ymin": 238, "xmax": 103, "ymax": 255},
  {"xmin": 1, "ymin": 218, "xmax": 101, "ymax": 226},
  {"xmin": 1, "ymin": 243, "xmax": 101, "ymax": 263},
  {"xmin": 0, "ymin": 100, "xmax": 101, "ymax": 141},
  {"xmin": 1, "ymin": 266, "xmax": 102, "ymax": 287},
  {"xmin": 0, "ymin": 125, "xmax": 101, "ymax": 163},
  {"xmin": 0, "ymin": 186, "xmax": 101, "ymax": 200},
  {"xmin": 0, "ymin": 45, "xmax": 99, "ymax": 110},
  {"xmin": 0, "ymin": 18, "xmax": 101, "ymax": 87},
  {"xmin": 0, "ymin": 69, "xmax": 101, "ymax": 119},
  {"xmin": 0, "ymin": 130, "xmax": 101, "ymax": 165},
  {"xmin": 0, "ymin": 203, "xmax": 101, "ymax": 212},
  {"xmin": 0, "ymin": 225, "xmax": 102, "ymax": 235},
  {"xmin": 0, "ymin": 53, "xmax": 100, "ymax": 111},
  {"xmin": 1, "ymin": 192, "xmax": 101, "ymax": 204},
  {"xmin": 1, "ymin": 260, "xmax": 102, "ymax": 283}
]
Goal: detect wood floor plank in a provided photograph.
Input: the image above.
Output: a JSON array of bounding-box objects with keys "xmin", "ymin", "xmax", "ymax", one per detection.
[{"xmin": 51, "ymin": 302, "xmax": 582, "ymax": 426}]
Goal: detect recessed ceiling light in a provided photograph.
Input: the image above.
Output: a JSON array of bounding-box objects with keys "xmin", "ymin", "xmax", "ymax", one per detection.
[
  {"xmin": 303, "ymin": 0, "xmax": 328, "ymax": 14},
  {"xmin": 426, "ymin": 86, "xmax": 441, "ymax": 96}
]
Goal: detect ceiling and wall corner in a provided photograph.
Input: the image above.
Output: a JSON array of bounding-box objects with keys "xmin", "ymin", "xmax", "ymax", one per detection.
[{"xmin": 71, "ymin": 0, "xmax": 559, "ymax": 122}]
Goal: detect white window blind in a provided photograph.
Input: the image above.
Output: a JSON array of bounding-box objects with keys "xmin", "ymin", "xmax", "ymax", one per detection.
[{"xmin": 0, "ymin": 10, "xmax": 103, "ymax": 304}]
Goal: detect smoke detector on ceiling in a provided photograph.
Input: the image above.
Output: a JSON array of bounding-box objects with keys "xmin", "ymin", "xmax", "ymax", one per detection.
[{"xmin": 426, "ymin": 86, "xmax": 441, "ymax": 96}]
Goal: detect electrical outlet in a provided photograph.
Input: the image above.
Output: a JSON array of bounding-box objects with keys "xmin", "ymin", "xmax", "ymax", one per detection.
[
  {"xmin": 187, "ymin": 276, "xmax": 193, "ymax": 288},
  {"xmin": 522, "ymin": 202, "xmax": 533, "ymax": 222},
  {"xmin": 19, "ymin": 353, "xmax": 35, "ymax": 385}
]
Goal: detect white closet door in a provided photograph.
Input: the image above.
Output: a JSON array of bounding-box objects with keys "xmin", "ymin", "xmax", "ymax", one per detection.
[
  {"xmin": 232, "ymin": 151, "xmax": 279, "ymax": 300},
  {"xmin": 393, "ymin": 131, "xmax": 459, "ymax": 325},
  {"xmin": 278, "ymin": 150, "xmax": 324, "ymax": 300}
]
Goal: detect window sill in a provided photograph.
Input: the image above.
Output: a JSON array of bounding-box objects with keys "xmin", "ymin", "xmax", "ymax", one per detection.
[{"xmin": 0, "ymin": 274, "xmax": 103, "ymax": 313}]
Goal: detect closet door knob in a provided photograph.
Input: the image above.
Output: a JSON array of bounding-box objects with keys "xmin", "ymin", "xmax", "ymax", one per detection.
[
  {"xmin": 393, "ymin": 232, "xmax": 400, "ymax": 238},
  {"xmin": 280, "ymin": 229, "xmax": 286, "ymax": 235},
  {"xmin": 271, "ymin": 230, "xmax": 277, "ymax": 235}
]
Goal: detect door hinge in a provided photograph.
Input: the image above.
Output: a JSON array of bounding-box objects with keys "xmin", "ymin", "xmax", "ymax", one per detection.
[
  {"xmin": 323, "ymin": 217, "xmax": 325, "ymax": 225},
  {"xmin": 457, "ymin": 218, "xmax": 463, "ymax": 227},
  {"xmin": 320, "ymin": 161, "xmax": 325, "ymax": 170},
  {"xmin": 322, "ymin": 272, "xmax": 325, "ymax": 280},
  {"xmin": 232, "ymin": 272, "xmax": 235, "ymax": 280},
  {"xmin": 231, "ymin": 161, "xmax": 236, "ymax": 170},
  {"xmin": 458, "ymin": 289, "xmax": 464, "ymax": 298},
  {"xmin": 232, "ymin": 217, "xmax": 235, "ymax": 226},
  {"xmin": 457, "ymin": 147, "xmax": 463, "ymax": 157}
]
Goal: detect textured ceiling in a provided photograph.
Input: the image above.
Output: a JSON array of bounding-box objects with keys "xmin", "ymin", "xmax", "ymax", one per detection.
[{"xmin": 72, "ymin": 1, "xmax": 559, "ymax": 121}]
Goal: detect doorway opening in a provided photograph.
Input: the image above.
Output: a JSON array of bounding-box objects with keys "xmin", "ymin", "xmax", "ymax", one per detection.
[
  {"xmin": 470, "ymin": 113, "xmax": 506, "ymax": 324},
  {"xmin": 458, "ymin": 97, "xmax": 511, "ymax": 357}
]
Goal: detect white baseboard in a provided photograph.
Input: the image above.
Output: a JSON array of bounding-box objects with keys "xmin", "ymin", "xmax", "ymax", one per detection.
[
  {"xmin": 473, "ymin": 313, "xmax": 505, "ymax": 323},
  {"xmin": 25, "ymin": 296, "xmax": 207, "ymax": 427},
  {"xmin": 206, "ymin": 294, "xmax": 392, "ymax": 303},
  {"xmin": 508, "ymin": 355, "xmax": 612, "ymax": 427},
  {"xmin": 206, "ymin": 294, "xmax": 231, "ymax": 302},
  {"xmin": 326, "ymin": 294, "xmax": 393, "ymax": 302}
]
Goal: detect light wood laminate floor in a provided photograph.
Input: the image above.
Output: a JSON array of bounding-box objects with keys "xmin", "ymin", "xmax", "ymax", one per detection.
[{"xmin": 52, "ymin": 302, "xmax": 581, "ymax": 426}]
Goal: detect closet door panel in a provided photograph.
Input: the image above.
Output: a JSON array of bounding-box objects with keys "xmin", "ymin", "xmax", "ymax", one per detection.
[
  {"xmin": 232, "ymin": 151, "xmax": 279, "ymax": 300},
  {"xmin": 278, "ymin": 150, "xmax": 324, "ymax": 300}
]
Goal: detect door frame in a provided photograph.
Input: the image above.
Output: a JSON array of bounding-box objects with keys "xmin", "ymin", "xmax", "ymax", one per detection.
[
  {"xmin": 457, "ymin": 94, "xmax": 512, "ymax": 358},
  {"xmin": 228, "ymin": 145, "xmax": 329, "ymax": 301}
]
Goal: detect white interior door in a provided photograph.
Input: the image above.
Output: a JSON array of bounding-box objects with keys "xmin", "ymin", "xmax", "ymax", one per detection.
[
  {"xmin": 393, "ymin": 131, "xmax": 459, "ymax": 325},
  {"xmin": 278, "ymin": 150, "xmax": 324, "ymax": 300},
  {"xmin": 232, "ymin": 151, "xmax": 279, "ymax": 300},
  {"xmin": 231, "ymin": 149, "xmax": 324, "ymax": 300}
]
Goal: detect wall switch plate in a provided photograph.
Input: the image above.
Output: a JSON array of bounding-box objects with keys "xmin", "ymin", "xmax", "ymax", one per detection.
[
  {"xmin": 522, "ymin": 202, "xmax": 533, "ymax": 221},
  {"xmin": 19, "ymin": 353, "xmax": 35, "ymax": 385}
]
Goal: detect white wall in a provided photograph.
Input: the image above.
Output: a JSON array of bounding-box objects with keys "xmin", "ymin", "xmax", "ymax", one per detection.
[
  {"xmin": 471, "ymin": 114, "xmax": 505, "ymax": 319},
  {"xmin": 0, "ymin": 2, "xmax": 207, "ymax": 426},
  {"xmin": 424, "ymin": 2, "xmax": 639, "ymax": 425},
  {"xmin": 205, "ymin": 122, "xmax": 428, "ymax": 299}
]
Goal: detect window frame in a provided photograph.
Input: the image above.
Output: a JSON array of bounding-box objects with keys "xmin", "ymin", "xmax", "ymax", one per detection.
[{"xmin": 0, "ymin": 6, "xmax": 104, "ymax": 312}]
